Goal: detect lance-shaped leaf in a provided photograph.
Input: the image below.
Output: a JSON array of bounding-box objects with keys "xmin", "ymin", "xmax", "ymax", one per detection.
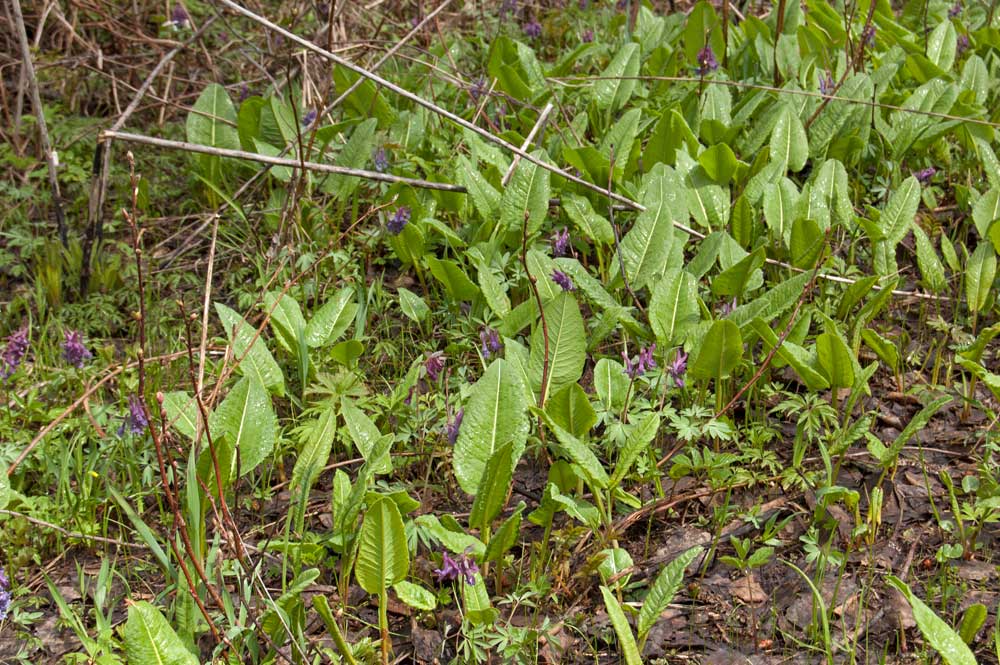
[
  {"xmin": 355, "ymin": 497, "xmax": 409, "ymax": 595},
  {"xmin": 216, "ymin": 303, "xmax": 285, "ymax": 396},
  {"xmin": 637, "ymin": 546, "xmax": 703, "ymax": 646},
  {"xmin": 887, "ymin": 576, "xmax": 976, "ymax": 665},
  {"xmin": 453, "ymin": 359, "xmax": 529, "ymax": 494},
  {"xmin": 499, "ymin": 150, "xmax": 550, "ymax": 236},
  {"xmin": 649, "ymin": 269, "xmax": 700, "ymax": 347},
  {"xmin": 305, "ymin": 287, "xmax": 358, "ymax": 348},
  {"xmin": 770, "ymin": 103, "xmax": 808, "ymax": 172},
  {"xmin": 874, "ymin": 176, "xmax": 920, "ymax": 276},
  {"xmin": 210, "ymin": 376, "xmax": 277, "ymax": 478},
  {"xmin": 600, "ymin": 587, "xmax": 643, "ymax": 665},
  {"xmin": 186, "ymin": 83, "xmax": 239, "ymax": 150},
  {"xmin": 341, "ymin": 402, "xmax": 391, "ymax": 474},
  {"xmin": 529, "ymin": 292, "xmax": 587, "ymax": 404},
  {"xmin": 593, "ymin": 42, "xmax": 640, "ymax": 112},
  {"xmin": 965, "ymin": 242, "xmax": 996, "ymax": 315},
  {"xmin": 619, "ymin": 165, "xmax": 682, "ymax": 290},
  {"xmin": 469, "ymin": 442, "xmax": 515, "ymax": 532}
]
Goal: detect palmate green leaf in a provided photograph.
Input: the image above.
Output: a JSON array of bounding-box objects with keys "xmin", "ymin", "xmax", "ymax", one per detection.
[
  {"xmin": 912, "ymin": 224, "xmax": 946, "ymax": 293},
  {"xmin": 594, "ymin": 42, "xmax": 640, "ymax": 113},
  {"xmin": 323, "ymin": 118, "xmax": 377, "ymax": 200},
  {"xmin": 499, "ymin": 150, "xmax": 550, "ymax": 235},
  {"xmin": 124, "ymin": 601, "xmax": 199, "ymax": 665},
  {"xmin": 887, "ymin": 576, "xmax": 976, "ymax": 665},
  {"xmin": 305, "ymin": 287, "xmax": 358, "ymax": 348},
  {"xmin": 965, "ymin": 242, "xmax": 996, "ymax": 315},
  {"xmin": 529, "ymin": 292, "xmax": 587, "ymax": 404},
  {"xmin": 600, "ymin": 586, "xmax": 643, "ymax": 665},
  {"xmin": 355, "ymin": 497, "xmax": 409, "ymax": 596},
  {"xmin": 210, "ymin": 376, "xmax": 277, "ymax": 479},
  {"xmin": 186, "ymin": 83, "xmax": 239, "ymax": 150},
  {"xmin": 216, "ymin": 303, "xmax": 285, "ymax": 396},
  {"xmin": 453, "ymin": 359, "xmax": 529, "ymax": 494},
  {"xmin": 649, "ymin": 268, "xmax": 700, "ymax": 347},
  {"xmin": 619, "ymin": 165, "xmax": 682, "ymax": 289},
  {"xmin": 469, "ymin": 442, "xmax": 515, "ymax": 532},
  {"xmin": 637, "ymin": 546, "xmax": 703, "ymax": 645},
  {"xmin": 689, "ymin": 319, "xmax": 742, "ymax": 382},
  {"xmin": 770, "ymin": 103, "xmax": 808, "ymax": 172}
]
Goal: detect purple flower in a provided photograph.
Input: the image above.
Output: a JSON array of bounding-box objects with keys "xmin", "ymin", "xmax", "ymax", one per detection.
[
  {"xmin": 862, "ymin": 25, "xmax": 876, "ymax": 47},
  {"xmin": 819, "ymin": 71, "xmax": 835, "ymax": 96},
  {"xmin": 616, "ymin": 0, "xmax": 628, "ymax": 10},
  {"xmin": 373, "ymin": 146, "xmax": 389, "ymax": 172},
  {"xmin": 551, "ymin": 270, "xmax": 574, "ymax": 292},
  {"xmin": 0, "ymin": 589, "xmax": 9, "ymax": 621},
  {"xmin": 387, "ymin": 206, "xmax": 411, "ymax": 235},
  {"xmin": 302, "ymin": 108, "xmax": 317, "ymax": 127},
  {"xmin": 581, "ymin": 29, "xmax": 594, "ymax": 43},
  {"xmin": 424, "ymin": 352, "xmax": 445, "ymax": 381},
  {"xmin": 668, "ymin": 351, "xmax": 687, "ymax": 388},
  {"xmin": 500, "ymin": 0, "xmax": 519, "ymax": 18},
  {"xmin": 480, "ymin": 327, "xmax": 502, "ymax": 358},
  {"xmin": 623, "ymin": 344, "xmax": 656, "ymax": 379},
  {"xmin": 949, "ymin": 1, "xmax": 962, "ymax": 17},
  {"xmin": 914, "ymin": 167, "xmax": 936, "ymax": 184},
  {"xmin": 168, "ymin": 5, "xmax": 189, "ymax": 29},
  {"xmin": 957, "ymin": 33, "xmax": 970, "ymax": 56},
  {"xmin": 118, "ymin": 395, "xmax": 149, "ymax": 437},
  {"xmin": 552, "ymin": 227, "xmax": 571, "ymax": 257},
  {"xmin": 434, "ymin": 548, "xmax": 479, "ymax": 585},
  {"xmin": 718, "ymin": 297, "xmax": 738, "ymax": 317},
  {"xmin": 237, "ymin": 83, "xmax": 251, "ymax": 103},
  {"xmin": 446, "ymin": 409, "xmax": 463, "ymax": 445},
  {"xmin": 62, "ymin": 330, "xmax": 92, "ymax": 368},
  {"xmin": 523, "ymin": 20, "xmax": 542, "ymax": 39},
  {"xmin": 1, "ymin": 327, "xmax": 29, "ymax": 381},
  {"xmin": 579, "ymin": 0, "xmax": 590, "ymax": 8},
  {"xmin": 469, "ymin": 77, "xmax": 488, "ymax": 102},
  {"xmin": 0, "ymin": 568, "xmax": 8, "ymax": 590},
  {"xmin": 695, "ymin": 45, "xmax": 719, "ymax": 75}
]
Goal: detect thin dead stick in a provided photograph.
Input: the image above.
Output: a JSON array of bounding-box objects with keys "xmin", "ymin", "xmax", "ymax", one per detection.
[
  {"xmin": 0, "ymin": 509, "xmax": 149, "ymax": 550},
  {"xmin": 102, "ymin": 130, "xmax": 467, "ymax": 191},
  {"xmin": 501, "ymin": 102, "xmax": 554, "ymax": 187},
  {"xmin": 11, "ymin": 0, "xmax": 67, "ymax": 246}
]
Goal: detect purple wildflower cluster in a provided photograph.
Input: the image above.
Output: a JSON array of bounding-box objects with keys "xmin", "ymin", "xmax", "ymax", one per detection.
[
  {"xmin": 1, "ymin": 327, "xmax": 28, "ymax": 381},
  {"xmin": 552, "ymin": 227, "xmax": 571, "ymax": 257},
  {"xmin": 480, "ymin": 327, "xmax": 502, "ymax": 358},
  {"xmin": 523, "ymin": 20, "xmax": 542, "ymax": 39},
  {"xmin": 118, "ymin": 395, "xmax": 149, "ymax": 437},
  {"xmin": 301, "ymin": 108, "xmax": 317, "ymax": 127},
  {"xmin": 0, "ymin": 568, "xmax": 10, "ymax": 621},
  {"xmin": 469, "ymin": 77, "xmax": 488, "ymax": 103},
  {"xmin": 949, "ymin": 1, "xmax": 962, "ymax": 17},
  {"xmin": 434, "ymin": 548, "xmax": 479, "ymax": 585},
  {"xmin": 668, "ymin": 351, "xmax": 688, "ymax": 388},
  {"xmin": 819, "ymin": 71, "xmax": 835, "ymax": 96},
  {"xmin": 957, "ymin": 33, "xmax": 970, "ymax": 56},
  {"xmin": 424, "ymin": 352, "xmax": 445, "ymax": 381},
  {"xmin": 623, "ymin": 344, "xmax": 656, "ymax": 379},
  {"xmin": 862, "ymin": 25, "xmax": 876, "ymax": 47},
  {"xmin": 446, "ymin": 409, "xmax": 463, "ymax": 445},
  {"xmin": 372, "ymin": 146, "xmax": 389, "ymax": 173},
  {"xmin": 695, "ymin": 46, "xmax": 719, "ymax": 75},
  {"xmin": 62, "ymin": 330, "xmax": 92, "ymax": 368},
  {"xmin": 387, "ymin": 206, "xmax": 411, "ymax": 235},
  {"xmin": 914, "ymin": 167, "xmax": 936, "ymax": 184},
  {"xmin": 718, "ymin": 298, "xmax": 738, "ymax": 317},
  {"xmin": 165, "ymin": 5, "xmax": 189, "ymax": 30},
  {"xmin": 500, "ymin": 0, "xmax": 520, "ymax": 19},
  {"xmin": 581, "ymin": 29, "xmax": 595, "ymax": 43},
  {"xmin": 551, "ymin": 270, "xmax": 574, "ymax": 292}
]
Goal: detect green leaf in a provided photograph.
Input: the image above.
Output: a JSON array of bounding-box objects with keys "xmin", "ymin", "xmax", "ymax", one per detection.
[
  {"xmin": 251, "ymin": 140, "xmax": 293, "ymax": 181},
  {"xmin": 594, "ymin": 43, "xmax": 640, "ymax": 112},
  {"xmin": 712, "ymin": 247, "xmax": 765, "ymax": 297},
  {"xmin": 499, "ymin": 151, "xmax": 550, "ymax": 236},
  {"xmin": 770, "ymin": 104, "xmax": 808, "ymax": 172},
  {"xmin": 356, "ymin": 497, "xmax": 409, "ymax": 595},
  {"xmin": 215, "ymin": 303, "xmax": 285, "ymax": 396},
  {"xmin": 762, "ymin": 177, "xmax": 799, "ymax": 246},
  {"xmin": 469, "ymin": 442, "xmax": 515, "ymax": 532},
  {"xmin": 529, "ymin": 292, "xmax": 587, "ymax": 404},
  {"xmin": 861, "ymin": 329, "xmax": 899, "ymax": 370},
  {"xmin": 649, "ymin": 269, "xmax": 700, "ymax": 347},
  {"xmin": 210, "ymin": 376, "xmax": 277, "ymax": 478},
  {"xmin": 749, "ymin": 318, "xmax": 829, "ymax": 390},
  {"xmin": 594, "ymin": 358, "xmax": 630, "ymax": 413},
  {"xmin": 186, "ymin": 84, "xmax": 239, "ymax": 150},
  {"xmin": 689, "ymin": 319, "xmax": 743, "ymax": 382},
  {"xmin": 887, "ymin": 576, "xmax": 976, "ymax": 665},
  {"xmin": 600, "ymin": 586, "xmax": 643, "ymax": 665},
  {"xmin": 610, "ymin": 413, "xmax": 660, "ymax": 487},
  {"xmin": 619, "ymin": 165, "xmax": 682, "ymax": 290},
  {"xmin": 562, "ymin": 194, "xmax": 614, "ymax": 246},
  {"xmin": 790, "ymin": 217, "xmax": 824, "ymax": 269},
  {"xmin": 958, "ymin": 603, "xmax": 987, "ymax": 645},
  {"xmin": 912, "ymin": 225, "xmax": 946, "ymax": 293},
  {"xmin": 484, "ymin": 502, "xmax": 525, "ymax": 563},
  {"xmin": 462, "ymin": 576, "xmax": 497, "ymax": 625},
  {"xmin": 393, "ymin": 580, "xmax": 437, "ymax": 611},
  {"xmin": 290, "ymin": 406, "xmax": 337, "ymax": 527},
  {"xmin": 341, "ymin": 402, "xmax": 391, "ymax": 474},
  {"xmin": 598, "ymin": 547, "xmax": 634, "ymax": 588},
  {"xmin": 637, "ymin": 546, "xmax": 703, "ymax": 645},
  {"xmin": 415, "ymin": 514, "xmax": 485, "ymax": 558},
  {"xmin": 927, "ymin": 20, "xmax": 957, "ymax": 71},
  {"xmin": 973, "ymin": 188, "xmax": 1000, "ymax": 237},
  {"xmin": 698, "ymin": 143, "xmax": 738, "ymax": 184},
  {"xmin": 124, "ymin": 601, "xmax": 199, "ymax": 665},
  {"xmin": 425, "ymin": 256, "xmax": 481, "ymax": 302},
  {"xmin": 264, "ymin": 291, "xmax": 307, "ymax": 355},
  {"xmin": 397, "ymin": 287, "xmax": 430, "ymax": 323},
  {"xmin": 453, "ymin": 359, "xmax": 529, "ymax": 494},
  {"xmin": 816, "ymin": 332, "xmax": 855, "ymax": 390},
  {"xmin": 966, "ymin": 241, "xmax": 996, "ymax": 315},
  {"xmin": 874, "ymin": 176, "xmax": 921, "ymax": 276},
  {"xmin": 545, "ymin": 382, "xmax": 597, "ymax": 439},
  {"xmin": 645, "ymin": 109, "xmax": 699, "ymax": 168},
  {"xmin": 306, "ymin": 287, "xmax": 358, "ymax": 348},
  {"xmin": 727, "ymin": 270, "xmax": 812, "ymax": 330},
  {"xmin": 542, "ymin": 416, "xmax": 609, "ymax": 490},
  {"xmin": 878, "ymin": 396, "xmax": 951, "ymax": 466},
  {"xmin": 323, "ymin": 118, "xmax": 377, "ymax": 200},
  {"xmin": 459, "ymin": 156, "xmax": 501, "ymax": 222},
  {"xmin": 161, "ymin": 392, "xmax": 202, "ymax": 441}
]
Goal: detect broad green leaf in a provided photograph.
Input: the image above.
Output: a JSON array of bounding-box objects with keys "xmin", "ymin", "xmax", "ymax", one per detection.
[
  {"xmin": 462, "ymin": 576, "xmax": 497, "ymax": 625},
  {"xmin": 698, "ymin": 143, "xmax": 738, "ymax": 184},
  {"xmin": 397, "ymin": 287, "xmax": 430, "ymax": 322},
  {"xmin": 332, "ymin": 66, "xmax": 395, "ymax": 126},
  {"xmin": 685, "ymin": 1, "xmax": 725, "ymax": 66},
  {"xmin": 469, "ymin": 442, "xmax": 515, "ymax": 531},
  {"xmin": 972, "ymin": 188, "xmax": 1000, "ymax": 237},
  {"xmin": 264, "ymin": 291, "xmax": 306, "ymax": 355},
  {"xmin": 306, "ymin": 287, "xmax": 358, "ymax": 348},
  {"xmin": 341, "ymin": 402, "xmax": 391, "ymax": 474},
  {"xmin": 562, "ymin": 194, "xmax": 614, "ymax": 246},
  {"xmin": 712, "ymin": 247, "xmax": 765, "ymax": 296},
  {"xmin": 965, "ymin": 242, "xmax": 996, "ymax": 315},
  {"xmin": 425, "ymin": 256, "xmax": 481, "ymax": 302},
  {"xmin": 770, "ymin": 104, "xmax": 808, "ymax": 172},
  {"xmin": 600, "ymin": 108, "xmax": 643, "ymax": 181},
  {"xmin": 594, "ymin": 358, "xmax": 630, "ymax": 412},
  {"xmin": 529, "ymin": 292, "xmax": 587, "ymax": 403},
  {"xmin": 186, "ymin": 83, "xmax": 239, "ymax": 150},
  {"xmin": 459, "ymin": 156, "xmax": 501, "ymax": 222},
  {"xmin": 645, "ymin": 109, "xmax": 699, "ymax": 168},
  {"xmin": 251, "ymin": 139, "xmax": 292, "ymax": 181},
  {"xmin": 874, "ymin": 177, "xmax": 920, "ymax": 276},
  {"xmin": 862, "ymin": 329, "xmax": 900, "ymax": 371},
  {"xmin": 484, "ymin": 502, "xmax": 525, "ymax": 563},
  {"xmin": 210, "ymin": 376, "xmax": 276, "ymax": 478},
  {"xmin": 323, "ymin": 118, "xmax": 377, "ymax": 200},
  {"xmin": 216, "ymin": 303, "xmax": 285, "ymax": 396},
  {"xmin": 816, "ymin": 332, "xmax": 855, "ymax": 390},
  {"xmin": 598, "ymin": 547, "xmax": 634, "ymax": 588},
  {"xmin": 927, "ymin": 20, "xmax": 957, "ymax": 71},
  {"xmin": 453, "ymin": 359, "xmax": 529, "ymax": 494},
  {"xmin": 610, "ymin": 413, "xmax": 660, "ymax": 487},
  {"xmin": 542, "ymin": 416, "xmax": 610, "ymax": 490},
  {"xmin": 600, "ymin": 587, "xmax": 643, "ymax": 665},
  {"xmin": 762, "ymin": 177, "xmax": 799, "ymax": 246},
  {"xmin": 124, "ymin": 601, "xmax": 199, "ymax": 665},
  {"xmin": 619, "ymin": 165, "xmax": 682, "ymax": 289},
  {"xmin": 689, "ymin": 319, "xmax": 742, "ymax": 382},
  {"xmin": 356, "ymin": 497, "xmax": 409, "ymax": 595},
  {"xmin": 594, "ymin": 43, "xmax": 640, "ymax": 112},
  {"xmin": 161, "ymin": 391, "xmax": 201, "ymax": 441},
  {"xmin": 958, "ymin": 604, "xmax": 987, "ymax": 645},
  {"xmin": 649, "ymin": 269, "xmax": 700, "ymax": 347},
  {"xmin": 554, "ymin": 257, "xmax": 644, "ymax": 333},
  {"xmin": 790, "ymin": 217, "xmax": 824, "ymax": 269},
  {"xmin": 887, "ymin": 576, "xmax": 976, "ymax": 665},
  {"xmin": 393, "ymin": 581, "xmax": 436, "ymax": 611},
  {"xmin": 727, "ymin": 270, "xmax": 812, "ymax": 330},
  {"xmin": 499, "ymin": 151, "xmax": 550, "ymax": 236},
  {"xmin": 912, "ymin": 225, "xmax": 946, "ymax": 293},
  {"xmin": 477, "ymin": 264, "xmax": 510, "ymax": 319},
  {"xmin": 290, "ymin": 406, "xmax": 337, "ymax": 528},
  {"xmin": 637, "ymin": 546, "xmax": 703, "ymax": 645}
]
